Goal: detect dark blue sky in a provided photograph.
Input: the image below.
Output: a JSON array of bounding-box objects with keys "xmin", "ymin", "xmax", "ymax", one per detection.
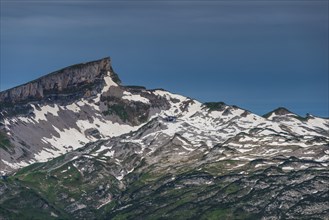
[{"xmin": 1, "ymin": 0, "xmax": 328, "ymax": 117}]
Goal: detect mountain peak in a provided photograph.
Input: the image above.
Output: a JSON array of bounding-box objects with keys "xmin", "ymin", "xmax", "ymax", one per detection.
[
  {"xmin": 263, "ymin": 107, "xmax": 293, "ymax": 118},
  {"xmin": 272, "ymin": 107, "xmax": 292, "ymax": 115},
  {"xmin": 0, "ymin": 57, "xmax": 119, "ymax": 105}
]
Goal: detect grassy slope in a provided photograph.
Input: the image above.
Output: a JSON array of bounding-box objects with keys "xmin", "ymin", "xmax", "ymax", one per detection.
[{"xmin": 1, "ymin": 152, "xmax": 328, "ymax": 220}]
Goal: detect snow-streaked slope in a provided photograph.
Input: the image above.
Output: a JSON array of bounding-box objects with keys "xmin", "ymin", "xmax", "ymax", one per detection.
[
  {"xmin": 83, "ymin": 99, "xmax": 328, "ymax": 182},
  {"xmin": 2, "ymin": 81, "xmax": 328, "ymax": 173},
  {"xmin": 1, "ymin": 73, "xmax": 139, "ymax": 171},
  {"xmin": 1, "ymin": 61, "xmax": 328, "ymax": 175}
]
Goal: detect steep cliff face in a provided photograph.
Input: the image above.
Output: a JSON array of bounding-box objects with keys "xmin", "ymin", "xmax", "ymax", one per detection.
[
  {"xmin": 0, "ymin": 57, "xmax": 172, "ymax": 173},
  {"xmin": 0, "ymin": 57, "xmax": 116, "ymax": 105}
]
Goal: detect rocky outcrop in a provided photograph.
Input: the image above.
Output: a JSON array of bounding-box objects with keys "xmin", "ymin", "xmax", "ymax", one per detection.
[
  {"xmin": 263, "ymin": 107, "xmax": 293, "ymax": 118},
  {"xmin": 0, "ymin": 57, "xmax": 116, "ymax": 104}
]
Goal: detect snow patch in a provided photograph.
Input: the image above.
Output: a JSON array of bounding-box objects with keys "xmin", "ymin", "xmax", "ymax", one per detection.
[
  {"xmin": 104, "ymin": 150, "xmax": 115, "ymax": 157},
  {"xmin": 122, "ymin": 91, "xmax": 150, "ymax": 104},
  {"xmin": 31, "ymin": 104, "xmax": 60, "ymax": 122},
  {"xmin": 102, "ymin": 71, "xmax": 118, "ymax": 93}
]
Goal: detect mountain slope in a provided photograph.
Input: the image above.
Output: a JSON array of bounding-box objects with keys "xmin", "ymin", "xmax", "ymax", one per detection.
[
  {"xmin": 0, "ymin": 57, "xmax": 328, "ymax": 219},
  {"xmin": 0, "ymin": 57, "xmax": 173, "ymax": 172}
]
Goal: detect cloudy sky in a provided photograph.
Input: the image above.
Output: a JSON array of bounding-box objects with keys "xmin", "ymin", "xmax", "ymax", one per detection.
[{"xmin": 0, "ymin": 0, "xmax": 328, "ymax": 116}]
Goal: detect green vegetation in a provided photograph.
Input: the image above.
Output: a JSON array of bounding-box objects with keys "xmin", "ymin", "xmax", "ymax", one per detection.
[
  {"xmin": 104, "ymin": 104, "xmax": 129, "ymax": 122},
  {"xmin": 0, "ymin": 131, "xmax": 11, "ymax": 150},
  {"xmin": 203, "ymin": 102, "xmax": 226, "ymax": 111},
  {"xmin": 102, "ymin": 100, "xmax": 150, "ymax": 125},
  {"xmin": 112, "ymin": 212, "xmax": 133, "ymax": 220},
  {"xmin": 0, "ymin": 153, "xmax": 125, "ymax": 219},
  {"xmin": 0, "ymin": 192, "xmax": 63, "ymax": 220},
  {"xmin": 15, "ymin": 162, "xmax": 44, "ymax": 175},
  {"xmin": 200, "ymin": 207, "xmax": 258, "ymax": 220},
  {"xmin": 1, "ymin": 142, "xmax": 326, "ymax": 220},
  {"xmin": 201, "ymin": 208, "xmax": 233, "ymax": 220},
  {"xmin": 201, "ymin": 160, "xmax": 237, "ymax": 175},
  {"xmin": 224, "ymin": 182, "xmax": 240, "ymax": 194}
]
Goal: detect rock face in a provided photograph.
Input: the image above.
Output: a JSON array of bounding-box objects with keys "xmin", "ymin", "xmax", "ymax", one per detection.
[
  {"xmin": 0, "ymin": 57, "xmax": 173, "ymax": 173},
  {"xmin": 0, "ymin": 57, "xmax": 328, "ymax": 219},
  {"xmin": 0, "ymin": 58, "xmax": 115, "ymax": 104},
  {"xmin": 263, "ymin": 107, "xmax": 293, "ymax": 118}
]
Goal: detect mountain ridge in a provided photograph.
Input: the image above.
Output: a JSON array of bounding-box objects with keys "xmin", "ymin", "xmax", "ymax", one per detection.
[
  {"xmin": 0, "ymin": 57, "xmax": 324, "ymax": 119},
  {"xmin": 0, "ymin": 57, "xmax": 328, "ymax": 219},
  {"xmin": 0, "ymin": 57, "xmax": 117, "ymax": 104}
]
